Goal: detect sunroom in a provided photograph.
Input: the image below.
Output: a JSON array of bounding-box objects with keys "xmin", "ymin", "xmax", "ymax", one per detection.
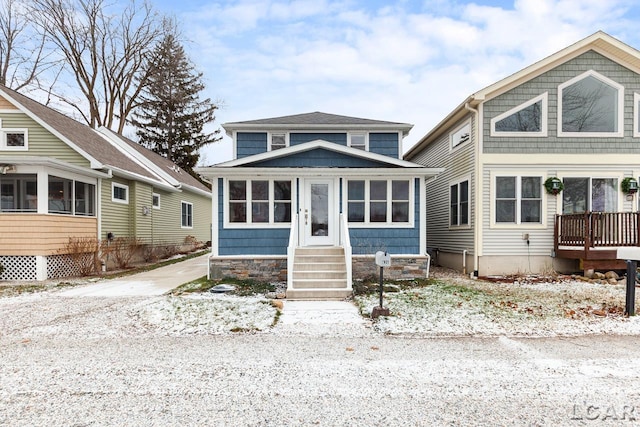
[{"xmin": 0, "ymin": 160, "xmax": 103, "ymax": 280}]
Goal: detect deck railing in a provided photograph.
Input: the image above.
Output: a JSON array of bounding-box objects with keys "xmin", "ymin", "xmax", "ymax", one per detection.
[{"xmin": 555, "ymin": 212, "xmax": 640, "ymax": 248}]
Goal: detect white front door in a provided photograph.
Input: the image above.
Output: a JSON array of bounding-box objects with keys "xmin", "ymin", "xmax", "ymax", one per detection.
[{"xmin": 302, "ymin": 178, "xmax": 335, "ymax": 246}]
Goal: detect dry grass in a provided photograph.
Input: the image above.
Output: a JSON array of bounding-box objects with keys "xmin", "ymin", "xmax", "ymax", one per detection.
[{"xmin": 354, "ymin": 267, "xmax": 639, "ymax": 336}]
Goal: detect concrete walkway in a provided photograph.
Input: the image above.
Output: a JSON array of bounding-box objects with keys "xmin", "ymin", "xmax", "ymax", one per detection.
[
  {"xmin": 279, "ymin": 300, "xmax": 366, "ymax": 325},
  {"xmin": 59, "ymin": 253, "xmax": 210, "ymax": 297},
  {"xmin": 275, "ymin": 300, "xmax": 372, "ymax": 335}
]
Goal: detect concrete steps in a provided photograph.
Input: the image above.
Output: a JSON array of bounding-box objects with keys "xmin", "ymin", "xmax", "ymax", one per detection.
[{"xmin": 287, "ymin": 246, "xmax": 351, "ymax": 300}]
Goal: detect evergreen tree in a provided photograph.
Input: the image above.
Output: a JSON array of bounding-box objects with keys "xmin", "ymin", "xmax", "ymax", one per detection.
[{"xmin": 131, "ymin": 33, "xmax": 221, "ymax": 175}]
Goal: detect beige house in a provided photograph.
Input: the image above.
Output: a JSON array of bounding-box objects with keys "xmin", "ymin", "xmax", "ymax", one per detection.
[{"xmin": 0, "ymin": 85, "xmax": 211, "ymax": 280}]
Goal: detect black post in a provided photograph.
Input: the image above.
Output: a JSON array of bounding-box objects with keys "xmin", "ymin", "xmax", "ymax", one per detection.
[
  {"xmin": 379, "ymin": 266, "xmax": 384, "ymax": 308},
  {"xmin": 371, "ymin": 262, "xmax": 390, "ymax": 318},
  {"xmin": 626, "ymin": 260, "xmax": 636, "ymax": 316}
]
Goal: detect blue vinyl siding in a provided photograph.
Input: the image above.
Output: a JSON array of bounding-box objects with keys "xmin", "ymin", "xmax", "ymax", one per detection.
[
  {"xmin": 348, "ymin": 178, "xmax": 421, "ymax": 255},
  {"xmin": 369, "ymin": 133, "xmax": 399, "ymax": 158},
  {"xmin": 237, "ymin": 132, "xmax": 267, "ymax": 158},
  {"xmin": 248, "ymin": 148, "xmax": 391, "ymax": 168},
  {"xmin": 290, "ymin": 133, "xmax": 347, "ymax": 146},
  {"xmin": 217, "ymin": 179, "xmax": 289, "ymax": 255}
]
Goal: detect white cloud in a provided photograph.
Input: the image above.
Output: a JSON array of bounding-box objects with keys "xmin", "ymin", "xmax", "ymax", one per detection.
[{"xmin": 169, "ymin": 0, "xmax": 640, "ymax": 163}]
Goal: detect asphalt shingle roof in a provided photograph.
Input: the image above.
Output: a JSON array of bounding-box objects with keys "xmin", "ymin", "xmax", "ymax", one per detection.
[
  {"xmin": 0, "ymin": 84, "xmax": 208, "ymax": 193},
  {"xmin": 224, "ymin": 111, "xmax": 411, "ymax": 127}
]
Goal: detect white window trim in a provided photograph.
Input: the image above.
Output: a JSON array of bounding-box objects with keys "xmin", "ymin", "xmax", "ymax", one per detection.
[
  {"xmin": 223, "ymin": 178, "xmax": 294, "ymax": 228},
  {"xmin": 112, "ymin": 182, "xmax": 129, "ymax": 204},
  {"xmin": 181, "ymin": 201, "xmax": 193, "ymax": 229},
  {"xmin": 348, "ymin": 132, "xmax": 368, "ymax": 150},
  {"xmin": 152, "ymin": 192, "xmax": 161, "ymax": 209},
  {"xmin": 634, "ymin": 93, "xmax": 640, "ymax": 137},
  {"xmin": 449, "ymin": 176, "xmax": 471, "ymax": 230},
  {"xmin": 268, "ymin": 132, "xmax": 288, "ymax": 151},
  {"xmin": 343, "ymin": 178, "xmax": 415, "ymax": 228},
  {"xmin": 557, "ymin": 70, "xmax": 624, "ymax": 138},
  {"xmin": 449, "ymin": 120, "xmax": 471, "ymax": 153},
  {"xmin": 0, "ymin": 128, "xmax": 28, "ymax": 151},
  {"xmin": 490, "ymin": 92, "xmax": 548, "ymax": 137},
  {"xmin": 490, "ymin": 172, "xmax": 546, "ymax": 229}
]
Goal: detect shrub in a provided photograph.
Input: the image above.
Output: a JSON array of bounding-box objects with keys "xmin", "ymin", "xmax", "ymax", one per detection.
[
  {"xmin": 60, "ymin": 237, "xmax": 100, "ymax": 276},
  {"xmin": 102, "ymin": 237, "xmax": 143, "ymax": 269}
]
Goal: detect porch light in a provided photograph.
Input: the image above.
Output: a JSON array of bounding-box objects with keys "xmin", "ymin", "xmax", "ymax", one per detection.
[
  {"xmin": 0, "ymin": 164, "xmax": 16, "ymax": 174},
  {"xmin": 621, "ymin": 177, "xmax": 638, "ymax": 195}
]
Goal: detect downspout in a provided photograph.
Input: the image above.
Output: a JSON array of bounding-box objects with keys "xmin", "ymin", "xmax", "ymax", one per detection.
[
  {"xmin": 464, "ymin": 101, "xmax": 480, "ymax": 278},
  {"xmin": 462, "ymin": 249, "xmax": 467, "ymax": 275}
]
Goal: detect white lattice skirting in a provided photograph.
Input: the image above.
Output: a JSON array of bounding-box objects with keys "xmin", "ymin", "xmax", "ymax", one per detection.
[
  {"xmin": 47, "ymin": 254, "xmax": 84, "ymax": 279},
  {"xmin": 0, "ymin": 256, "xmax": 38, "ymax": 281},
  {"xmin": 0, "ymin": 254, "xmax": 88, "ymax": 281}
]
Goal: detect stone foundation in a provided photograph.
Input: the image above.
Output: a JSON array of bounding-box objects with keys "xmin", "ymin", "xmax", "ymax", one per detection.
[
  {"xmin": 209, "ymin": 257, "xmax": 288, "ymax": 282},
  {"xmin": 352, "ymin": 255, "xmax": 431, "ymax": 281},
  {"xmin": 208, "ymin": 255, "xmax": 431, "ymax": 284}
]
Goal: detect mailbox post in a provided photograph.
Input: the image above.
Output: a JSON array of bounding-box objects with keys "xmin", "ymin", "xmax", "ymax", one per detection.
[{"xmin": 372, "ymin": 251, "xmax": 391, "ymax": 319}]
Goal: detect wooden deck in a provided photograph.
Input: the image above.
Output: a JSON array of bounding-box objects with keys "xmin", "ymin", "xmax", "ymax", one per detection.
[{"xmin": 554, "ymin": 212, "xmax": 640, "ymax": 270}]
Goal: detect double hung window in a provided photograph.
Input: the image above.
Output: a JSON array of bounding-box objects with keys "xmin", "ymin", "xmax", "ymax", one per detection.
[
  {"xmin": 47, "ymin": 175, "xmax": 96, "ymax": 215},
  {"xmin": 0, "ymin": 174, "xmax": 37, "ymax": 212},
  {"xmin": 495, "ymin": 176, "xmax": 541, "ymax": 224},
  {"xmin": 228, "ymin": 179, "xmax": 292, "ymax": 225},
  {"xmin": 450, "ymin": 180, "xmax": 469, "ymax": 227},
  {"xmin": 346, "ymin": 179, "xmax": 411, "ymax": 225},
  {"xmin": 181, "ymin": 201, "xmax": 193, "ymax": 228},
  {"xmin": 270, "ymin": 133, "xmax": 286, "ymax": 151}
]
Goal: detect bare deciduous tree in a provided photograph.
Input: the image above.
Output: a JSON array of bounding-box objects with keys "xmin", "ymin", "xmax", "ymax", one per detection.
[
  {"xmin": 0, "ymin": 0, "xmax": 56, "ymax": 90},
  {"xmin": 31, "ymin": 0, "xmax": 165, "ymax": 132}
]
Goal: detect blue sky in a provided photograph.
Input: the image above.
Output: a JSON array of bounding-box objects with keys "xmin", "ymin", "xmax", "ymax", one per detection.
[{"xmin": 149, "ymin": 0, "xmax": 640, "ymax": 165}]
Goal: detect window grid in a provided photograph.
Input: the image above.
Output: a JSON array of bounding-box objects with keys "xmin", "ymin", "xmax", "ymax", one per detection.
[
  {"xmin": 112, "ymin": 183, "xmax": 128, "ymax": 204},
  {"xmin": 495, "ymin": 176, "xmax": 541, "ymax": 224},
  {"xmin": 346, "ymin": 179, "xmax": 412, "ymax": 225},
  {"xmin": 450, "ymin": 180, "xmax": 469, "ymax": 227},
  {"xmin": 227, "ymin": 179, "xmax": 292, "ymax": 225},
  {"xmin": 181, "ymin": 201, "xmax": 193, "ymax": 228}
]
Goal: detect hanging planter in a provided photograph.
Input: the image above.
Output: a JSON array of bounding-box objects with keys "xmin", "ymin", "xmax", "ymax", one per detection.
[
  {"xmin": 544, "ymin": 177, "xmax": 563, "ymax": 195},
  {"xmin": 621, "ymin": 177, "xmax": 638, "ymax": 195}
]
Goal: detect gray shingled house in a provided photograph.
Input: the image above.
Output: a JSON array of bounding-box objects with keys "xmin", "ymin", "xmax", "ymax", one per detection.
[{"xmin": 405, "ymin": 31, "xmax": 640, "ymax": 277}]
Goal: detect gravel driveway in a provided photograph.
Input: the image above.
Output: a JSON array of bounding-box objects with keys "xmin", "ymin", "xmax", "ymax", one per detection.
[{"xmin": 2, "ymin": 291, "xmax": 640, "ymax": 426}]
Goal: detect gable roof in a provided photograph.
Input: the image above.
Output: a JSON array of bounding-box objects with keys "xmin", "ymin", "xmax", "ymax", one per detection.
[
  {"xmin": 223, "ymin": 111, "xmax": 413, "ymax": 136},
  {"xmin": 0, "ymin": 85, "xmax": 155, "ymax": 180},
  {"xmin": 0, "ymin": 84, "xmax": 209, "ymax": 196},
  {"xmin": 404, "ymin": 31, "xmax": 640, "ymax": 159}
]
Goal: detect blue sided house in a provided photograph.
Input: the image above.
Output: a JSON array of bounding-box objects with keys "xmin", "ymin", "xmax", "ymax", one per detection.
[{"xmin": 197, "ymin": 112, "xmax": 442, "ymax": 298}]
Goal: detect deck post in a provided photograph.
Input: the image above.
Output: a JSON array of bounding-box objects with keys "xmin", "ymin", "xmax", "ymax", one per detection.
[{"xmin": 625, "ymin": 260, "xmax": 636, "ymax": 316}]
